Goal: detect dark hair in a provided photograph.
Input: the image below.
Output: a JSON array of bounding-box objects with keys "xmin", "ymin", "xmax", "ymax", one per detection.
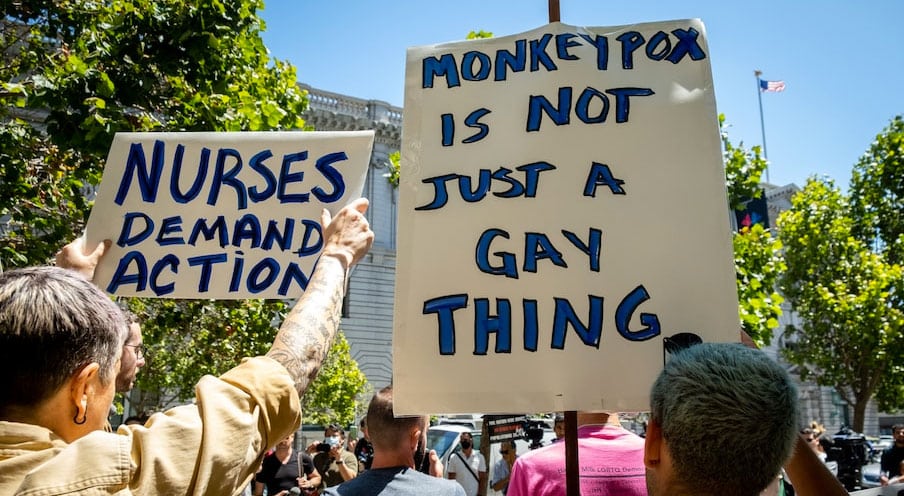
[{"xmin": 0, "ymin": 267, "xmax": 127, "ymax": 415}]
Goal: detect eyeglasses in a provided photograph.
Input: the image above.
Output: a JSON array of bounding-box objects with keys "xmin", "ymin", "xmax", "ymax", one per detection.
[{"xmin": 124, "ymin": 343, "xmax": 145, "ymax": 359}]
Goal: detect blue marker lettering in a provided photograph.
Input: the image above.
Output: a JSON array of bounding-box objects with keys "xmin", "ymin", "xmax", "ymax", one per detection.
[
  {"xmin": 423, "ymin": 294, "xmax": 469, "ymax": 355},
  {"xmin": 474, "ymin": 298, "xmax": 512, "ymax": 354}
]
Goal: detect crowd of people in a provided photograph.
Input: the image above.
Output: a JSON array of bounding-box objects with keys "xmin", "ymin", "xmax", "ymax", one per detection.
[{"xmin": 0, "ymin": 197, "xmax": 860, "ymax": 495}]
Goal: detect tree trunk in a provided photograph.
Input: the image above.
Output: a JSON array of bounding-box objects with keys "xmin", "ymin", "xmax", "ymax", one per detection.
[{"xmin": 853, "ymin": 395, "xmax": 868, "ymax": 433}]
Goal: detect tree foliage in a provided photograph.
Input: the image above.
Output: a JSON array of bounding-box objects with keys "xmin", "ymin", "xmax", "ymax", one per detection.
[
  {"xmin": 2, "ymin": 1, "xmax": 366, "ymax": 420},
  {"xmin": 720, "ymin": 115, "xmax": 785, "ymax": 346},
  {"xmin": 125, "ymin": 298, "xmax": 288, "ymax": 411},
  {"xmin": 1, "ymin": 0, "xmax": 307, "ymax": 266},
  {"xmin": 720, "ymin": 114, "xmax": 768, "ymax": 210},
  {"xmin": 734, "ymin": 223, "xmax": 785, "ymax": 345},
  {"xmin": 850, "ymin": 116, "xmax": 904, "ymax": 265},
  {"xmin": 777, "ymin": 177, "xmax": 904, "ymax": 431}
]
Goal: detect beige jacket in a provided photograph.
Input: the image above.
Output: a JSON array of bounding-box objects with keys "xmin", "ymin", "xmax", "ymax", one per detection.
[{"xmin": 0, "ymin": 357, "xmax": 300, "ymax": 495}]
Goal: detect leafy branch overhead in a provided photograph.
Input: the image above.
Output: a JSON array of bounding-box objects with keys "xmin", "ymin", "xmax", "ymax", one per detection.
[{"xmin": 2, "ymin": 1, "xmax": 367, "ymax": 422}]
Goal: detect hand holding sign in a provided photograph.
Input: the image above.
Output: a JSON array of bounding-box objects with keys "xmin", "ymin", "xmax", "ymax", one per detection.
[{"xmin": 56, "ymin": 238, "xmax": 111, "ymax": 281}]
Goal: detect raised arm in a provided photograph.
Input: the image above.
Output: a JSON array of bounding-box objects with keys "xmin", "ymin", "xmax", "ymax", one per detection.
[
  {"xmin": 266, "ymin": 198, "xmax": 374, "ymax": 395},
  {"xmin": 783, "ymin": 434, "xmax": 847, "ymax": 496}
]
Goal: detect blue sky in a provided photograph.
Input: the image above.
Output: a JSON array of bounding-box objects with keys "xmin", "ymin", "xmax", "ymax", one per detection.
[{"xmin": 260, "ymin": 1, "xmax": 903, "ymax": 190}]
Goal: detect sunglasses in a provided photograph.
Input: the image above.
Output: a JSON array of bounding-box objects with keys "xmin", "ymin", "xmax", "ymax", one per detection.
[{"xmin": 499, "ymin": 450, "xmax": 510, "ymax": 454}]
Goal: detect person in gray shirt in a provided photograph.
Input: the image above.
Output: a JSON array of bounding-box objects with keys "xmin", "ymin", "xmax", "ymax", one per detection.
[{"xmin": 325, "ymin": 386, "xmax": 464, "ymax": 496}]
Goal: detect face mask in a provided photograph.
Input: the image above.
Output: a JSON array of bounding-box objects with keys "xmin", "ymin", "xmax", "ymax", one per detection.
[{"xmin": 460, "ymin": 440, "xmax": 472, "ymax": 450}]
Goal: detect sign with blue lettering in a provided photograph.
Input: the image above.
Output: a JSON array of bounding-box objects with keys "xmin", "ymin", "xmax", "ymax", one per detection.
[
  {"xmin": 84, "ymin": 131, "xmax": 374, "ymax": 299},
  {"xmin": 392, "ymin": 20, "xmax": 739, "ymax": 414}
]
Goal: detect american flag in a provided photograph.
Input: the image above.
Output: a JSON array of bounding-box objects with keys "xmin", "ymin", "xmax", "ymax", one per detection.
[{"xmin": 759, "ymin": 79, "xmax": 786, "ymax": 93}]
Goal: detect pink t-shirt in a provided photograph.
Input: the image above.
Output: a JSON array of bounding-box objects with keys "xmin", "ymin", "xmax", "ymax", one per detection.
[{"xmin": 507, "ymin": 424, "xmax": 646, "ymax": 496}]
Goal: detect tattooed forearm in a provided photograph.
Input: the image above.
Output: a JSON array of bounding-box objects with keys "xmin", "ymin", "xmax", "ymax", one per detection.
[{"xmin": 267, "ymin": 255, "xmax": 347, "ymax": 394}]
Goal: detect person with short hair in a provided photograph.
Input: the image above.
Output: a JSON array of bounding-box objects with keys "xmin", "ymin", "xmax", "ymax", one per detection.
[
  {"xmin": 643, "ymin": 342, "xmax": 845, "ymax": 496},
  {"xmin": 447, "ymin": 431, "xmax": 487, "ymax": 496},
  {"xmin": 490, "ymin": 439, "xmax": 518, "ymax": 494},
  {"xmin": 324, "ymin": 386, "xmax": 465, "ymax": 495},
  {"xmin": 314, "ymin": 426, "xmax": 360, "ymax": 489},
  {"xmin": 552, "ymin": 414, "xmax": 565, "ymax": 442},
  {"xmin": 116, "ymin": 309, "xmax": 146, "ymax": 393},
  {"xmin": 0, "ymin": 199, "xmax": 374, "ymax": 495},
  {"xmin": 881, "ymin": 424, "xmax": 904, "ymax": 485}
]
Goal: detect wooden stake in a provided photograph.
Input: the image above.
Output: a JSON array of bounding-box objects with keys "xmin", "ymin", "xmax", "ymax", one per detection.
[
  {"xmin": 549, "ymin": 0, "xmax": 560, "ymax": 23},
  {"xmin": 565, "ymin": 410, "xmax": 579, "ymax": 496}
]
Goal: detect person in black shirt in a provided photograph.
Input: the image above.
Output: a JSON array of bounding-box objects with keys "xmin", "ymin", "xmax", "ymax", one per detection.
[
  {"xmin": 354, "ymin": 418, "xmax": 374, "ymax": 471},
  {"xmin": 254, "ymin": 433, "xmax": 321, "ymax": 495},
  {"xmin": 881, "ymin": 424, "xmax": 904, "ymax": 486}
]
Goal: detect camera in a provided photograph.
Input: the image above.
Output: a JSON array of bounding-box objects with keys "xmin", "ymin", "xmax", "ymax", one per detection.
[
  {"xmin": 827, "ymin": 426, "xmax": 868, "ymax": 491},
  {"xmin": 316, "ymin": 436, "xmax": 340, "ymax": 453},
  {"xmin": 522, "ymin": 420, "xmax": 547, "ymax": 450}
]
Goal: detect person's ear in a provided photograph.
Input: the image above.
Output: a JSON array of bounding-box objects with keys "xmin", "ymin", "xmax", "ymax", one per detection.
[
  {"xmin": 69, "ymin": 362, "xmax": 100, "ymax": 421},
  {"xmin": 410, "ymin": 427, "xmax": 422, "ymax": 451},
  {"xmin": 644, "ymin": 419, "xmax": 664, "ymax": 469}
]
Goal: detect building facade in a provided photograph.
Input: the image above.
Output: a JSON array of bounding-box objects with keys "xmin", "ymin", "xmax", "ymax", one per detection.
[{"xmin": 299, "ymin": 84, "xmax": 401, "ymax": 390}]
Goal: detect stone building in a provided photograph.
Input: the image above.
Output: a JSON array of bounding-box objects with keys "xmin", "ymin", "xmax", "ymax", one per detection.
[{"xmin": 299, "ymin": 84, "xmax": 401, "ymax": 389}]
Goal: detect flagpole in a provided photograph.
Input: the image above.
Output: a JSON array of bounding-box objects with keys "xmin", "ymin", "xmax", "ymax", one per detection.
[{"xmin": 753, "ymin": 70, "xmax": 770, "ymax": 183}]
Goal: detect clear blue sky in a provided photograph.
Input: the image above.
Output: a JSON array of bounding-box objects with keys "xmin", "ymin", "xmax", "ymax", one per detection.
[{"xmin": 260, "ymin": 1, "xmax": 903, "ymax": 190}]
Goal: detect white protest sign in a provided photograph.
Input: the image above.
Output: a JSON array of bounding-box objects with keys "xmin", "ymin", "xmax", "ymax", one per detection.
[
  {"xmin": 393, "ymin": 20, "xmax": 739, "ymax": 415},
  {"xmin": 85, "ymin": 131, "xmax": 374, "ymax": 299}
]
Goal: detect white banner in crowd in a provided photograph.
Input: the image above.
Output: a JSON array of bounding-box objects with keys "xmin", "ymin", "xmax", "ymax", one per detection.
[
  {"xmin": 85, "ymin": 131, "xmax": 374, "ymax": 299},
  {"xmin": 393, "ymin": 19, "xmax": 739, "ymax": 414}
]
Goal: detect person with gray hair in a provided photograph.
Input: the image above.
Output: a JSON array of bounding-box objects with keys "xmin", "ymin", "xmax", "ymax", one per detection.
[
  {"xmin": 0, "ymin": 266, "xmax": 129, "ymax": 439},
  {"xmin": 0, "ymin": 198, "xmax": 374, "ymax": 495},
  {"xmin": 325, "ymin": 386, "xmax": 465, "ymax": 495},
  {"xmin": 643, "ymin": 342, "xmax": 846, "ymax": 496}
]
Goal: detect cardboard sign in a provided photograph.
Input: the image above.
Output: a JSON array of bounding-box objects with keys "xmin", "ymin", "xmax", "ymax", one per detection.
[
  {"xmin": 85, "ymin": 131, "xmax": 374, "ymax": 299},
  {"xmin": 393, "ymin": 20, "xmax": 739, "ymax": 414}
]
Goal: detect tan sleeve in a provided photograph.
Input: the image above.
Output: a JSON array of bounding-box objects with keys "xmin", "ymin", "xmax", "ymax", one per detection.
[{"xmin": 126, "ymin": 356, "xmax": 301, "ymax": 495}]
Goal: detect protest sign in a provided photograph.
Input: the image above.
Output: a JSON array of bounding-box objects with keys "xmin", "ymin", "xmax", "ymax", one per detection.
[
  {"xmin": 85, "ymin": 131, "xmax": 374, "ymax": 299},
  {"xmin": 392, "ymin": 20, "xmax": 739, "ymax": 414}
]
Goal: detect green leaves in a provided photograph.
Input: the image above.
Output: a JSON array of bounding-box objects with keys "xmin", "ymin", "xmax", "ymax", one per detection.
[
  {"xmin": 721, "ymin": 116, "xmax": 784, "ymax": 346},
  {"xmin": 777, "ymin": 174, "xmax": 904, "ymax": 429},
  {"xmin": 721, "ymin": 114, "xmax": 768, "ymax": 210},
  {"xmin": 2, "ymin": 1, "xmax": 366, "ymax": 422},
  {"xmin": 301, "ymin": 331, "xmax": 370, "ymax": 427},
  {"xmin": 733, "ymin": 223, "xmax": 785, "ymax": 346}
]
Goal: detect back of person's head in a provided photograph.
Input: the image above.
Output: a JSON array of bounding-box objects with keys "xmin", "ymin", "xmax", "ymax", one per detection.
[
  {"xmin": 366, "ymin": 386, "xmax": 423, "ymax": 452},
  {"xmin": 649, "ymin": 343, "xmax": 798, "ymax": 496},
  {"xmin": 0, "ymin": 267, "xmax": 127, "ymax": 416}
]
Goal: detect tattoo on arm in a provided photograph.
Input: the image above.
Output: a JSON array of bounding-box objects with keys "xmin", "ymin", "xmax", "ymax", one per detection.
[{"xmin": 266, "ymin": 256, "xmax": 346, "ymax": 394}]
